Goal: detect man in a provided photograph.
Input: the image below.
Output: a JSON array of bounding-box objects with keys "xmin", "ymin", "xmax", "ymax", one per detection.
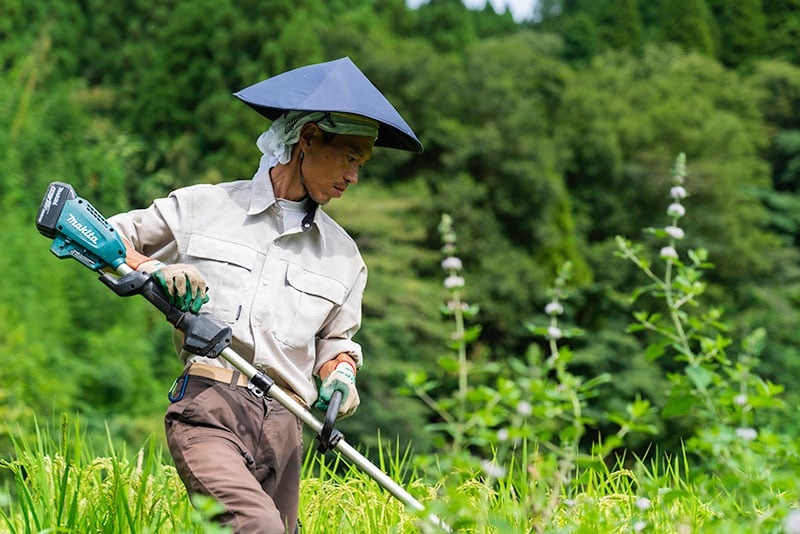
[{"xmin": 109, "ymin": 57, "xmax": 422, "ymax": 533}]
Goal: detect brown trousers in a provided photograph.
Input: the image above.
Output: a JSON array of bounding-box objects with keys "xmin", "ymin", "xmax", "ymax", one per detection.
[{"xmin": 165, "ymin": 374, "xmax": 303, "ymax": 534}]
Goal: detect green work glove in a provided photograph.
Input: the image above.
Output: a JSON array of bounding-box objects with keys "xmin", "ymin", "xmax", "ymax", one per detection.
[
  {"xmin": 138, "ymin": 260, "xmax": 209, "ymax": 313},
  {"xmin": 314, "ymin": 361, "xmax": 360, "ymax": 418}
]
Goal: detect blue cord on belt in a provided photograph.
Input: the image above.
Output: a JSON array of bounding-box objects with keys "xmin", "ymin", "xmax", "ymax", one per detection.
[{"xmin": 168, "ymin": 369, "xmax": 189, "ymax": 402}]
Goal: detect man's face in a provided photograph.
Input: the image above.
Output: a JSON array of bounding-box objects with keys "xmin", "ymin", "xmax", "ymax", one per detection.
[{"xmin": 301, "ymin": 131, "xmax": 374, "ymax": 205}]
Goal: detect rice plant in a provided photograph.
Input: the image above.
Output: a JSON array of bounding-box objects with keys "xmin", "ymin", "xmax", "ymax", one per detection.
[{"xmin": 0, "ymin": 415, "xmax": 225, "ymax": 534}]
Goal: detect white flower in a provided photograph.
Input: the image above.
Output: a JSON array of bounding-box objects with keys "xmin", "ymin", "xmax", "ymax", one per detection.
[
  {"xmin": 665, "ymin": 226, "xmax": 685, "ymax": 239},
  {"xmin": 545, "ymin": 301, "xmax": 563, "ymax": 316},
  {"xmin": 670, "ymin": 186, "xmax": 687, "ymax": 199},
  {"xmin": 635, "ymin": 497, "xmax": 651, "ymax": 510},
  {"xmin": 660, "ymin": 246, "xmax": 678, "ymax": 260},
  {"xmin": 447, "ymin": 300, "xmax": 469, "ymax": 311},
  {"xmin": 735, "ymin": 427, "xmax": 757, "ymax": 441},
  {"xmin": 481, "ymin": 460, "xmax": 506, "ymax": 479},
  {"xmin": 441, "ymin": 256, "xmax": 463, "ymax": 271},
  {"xmin": 734, "ymin": 394, "xmax": 748, "ymax": 407},
  {"xmin": 667, "ymin": 203, "xmax": 686, "ymax": 217},
  {"xmin": 547, "ymin": 326, "xmax": 563, "ymax": 340},
  {"xmin": 784, "ymin": 509, "xmax": 800, "ymax": 534},
  {"xmin": 634, "ymin": 521, "xmax": 647, "ymax": 533},
  {"xmin": 517, "ymin": 400, "xmax": 532, "ymax": 417},
  {"xmin": 444, "ymin": 276, "xmax": 465, "ymax": 289},
  {"xmin": 497, "ymin": 428, "xmax": 509, "ymax": 442}
]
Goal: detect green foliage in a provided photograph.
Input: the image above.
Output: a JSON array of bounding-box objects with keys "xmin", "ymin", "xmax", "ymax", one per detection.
[
  {"xmin": 403, "ymin": 214, "xmax": 658, "ymax": 530},
  {"xmin": 707, "ymin": 0, "xmax": 768, "ymax": 67},
  {"xmin": 558, "ymin": 44, "xmax": 776, "ymax": 280},
  {"xmin": 580, "ymin": 0, "xmax": 644, "ymax": 53},
  {"xmin": 413, "ymin": 0, "xmax": 479, "ymax": 52},
  {"xmin": 6, "ymin": 420, "xmax": 800, "ymax": 533},
  {"xmin": 762, "ymin": 0, "xmax": 800, "ymax": 64},
  {"xmin": 748, "ymin": 60, "xmax": 800, "ymax": 193},
  {"xmin": 648, "ymin": 0, "xmax": 716, "ymax": 56},
  {"xmin": 614, "ymin": 156, "xmax": 800, "ymax": 526},
  {"xmin": 299, "ymin": 441, "xmax": 429, "ymax": 532},
  {"xmin": 0, "ymin": 35, "xmax": 181, "ymax": 456},
  {"xmin": 616, "ymin": 156, "xmax": 784, "ymax": 440}
]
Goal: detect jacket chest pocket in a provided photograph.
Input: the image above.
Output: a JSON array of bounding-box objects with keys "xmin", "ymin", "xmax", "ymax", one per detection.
[
  {"xmin": 268, "ymin": 263, "xmax": 347, "ymax": 349},
  {"xmin": 185, "ymin": 235, "xmax": 257, "ymax": 323}
]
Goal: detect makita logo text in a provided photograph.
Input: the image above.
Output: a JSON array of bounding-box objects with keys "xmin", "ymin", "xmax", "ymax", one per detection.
[{"xmin": 67, "ymin": 213, "xmax": 99, "ymax": 245}]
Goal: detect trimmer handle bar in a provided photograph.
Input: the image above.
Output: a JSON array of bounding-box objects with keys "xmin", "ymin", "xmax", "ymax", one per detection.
[{"xmin": 98, "ymin": 269, "xmax": 233, "ymax": 359}]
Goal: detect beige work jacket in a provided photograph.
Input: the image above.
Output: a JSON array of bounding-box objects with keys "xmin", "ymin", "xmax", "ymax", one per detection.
[{"xmin": 109, "ymin": 171, "xmax": 367, "ymax": 407}]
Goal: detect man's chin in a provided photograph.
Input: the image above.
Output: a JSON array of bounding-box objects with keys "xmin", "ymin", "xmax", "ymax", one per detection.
[{"xmin": 311, "ymin": 194, "xmax": 330, "ymax": 206}]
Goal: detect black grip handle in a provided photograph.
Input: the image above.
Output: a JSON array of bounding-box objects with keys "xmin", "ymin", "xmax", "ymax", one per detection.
[
  {"xmin": 326, "ymin": 390, "xmax": 343, "ymax": 426},
  {"xmin": 99, "ymin": 270, "xmax": 231, "ymax": 357},
  {"xmin": 317, "ymin": 390, "xmax": 343, "ymax": 454}
]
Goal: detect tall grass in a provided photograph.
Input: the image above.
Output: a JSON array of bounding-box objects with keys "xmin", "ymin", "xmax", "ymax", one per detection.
[
  {"xmin": 2, "ymin": 416, "xmax": 799, "ymax": 532},
  {"xmin": 298, "ymin": 438, "xmax": 429, "ymax": 533},
  {"xmin": 0, "ymin": 415, "xmax": 226, "ymax": 534}
]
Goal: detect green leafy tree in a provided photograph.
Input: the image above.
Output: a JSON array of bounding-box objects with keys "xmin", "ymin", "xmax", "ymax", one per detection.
[
  {"xmin": 549, "ymin": 45, "xmax": 798, "ymax": 444},
  {"xmin": 762, "ymin": 0, "xmax": 800, "ymax": 64},
  {"xmin": 389, "ymin": 32, "xmax": 591, "ymax": 355},
  {"xmin": 556, "ymin": 12, "xmax": 604, "ymax": 61},
  {"xmin": 706, "ymin": 0, "xmax": 767, "ymax": 66},
  {"xmin": 590, "ymin": 0, "xmax": 643, "ymax": 53},
  {"xmin": 648, "ymin": 0, "xmax": 716, "ymax": 56},
  {"xmin": 733, "ymin": 60, "xmax": 800, "ymax": 419},
  {"xmin": 748, "ymin": 60, "xmax": 800, "ymax": 193},
  {"xmin": 534, "ymin": 0, "xmax": 643, "ymax": 56},
  {"xmin": 471, "ymin": 3, "xmax": 519, "ymax": 37},
  {"xmin": 556, "ymin": 45, "xmax": 774, "ymax": 281},
  {"xmin": 412, "ymin": 0, "xmax": 479, "ymax": 52}
]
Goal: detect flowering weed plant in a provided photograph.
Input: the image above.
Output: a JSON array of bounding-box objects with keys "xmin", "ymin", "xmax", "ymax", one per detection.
[{"xmin": 615, "ymin": 154, "xmax": 797, "ymax": 526}]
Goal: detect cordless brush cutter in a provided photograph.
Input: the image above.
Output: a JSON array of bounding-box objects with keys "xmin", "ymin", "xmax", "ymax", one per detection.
[{"xmin": 35, "ymin": 181, "xmax": 449, "ymax": 532}]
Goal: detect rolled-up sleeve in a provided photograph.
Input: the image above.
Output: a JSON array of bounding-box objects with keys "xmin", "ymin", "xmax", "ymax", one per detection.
[{"xmin": 108, "ymin": 195, "xmax": 183, "ymax": 263}]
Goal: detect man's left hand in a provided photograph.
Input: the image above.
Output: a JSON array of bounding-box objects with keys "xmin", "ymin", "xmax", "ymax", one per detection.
[{"xmin": 314, "ymin": 360, "xmax": 359, "ymax": 418}]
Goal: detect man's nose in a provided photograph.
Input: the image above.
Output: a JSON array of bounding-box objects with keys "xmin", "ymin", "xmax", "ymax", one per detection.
[{"xmin": 344, "ymin": 166, "xmax": 359, "ymax": 185}]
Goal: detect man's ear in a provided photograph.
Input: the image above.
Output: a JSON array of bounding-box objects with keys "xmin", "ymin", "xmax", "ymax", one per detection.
[{"xmin": 299, "ymin": 122, "xmax": 318, "ymax": 149}]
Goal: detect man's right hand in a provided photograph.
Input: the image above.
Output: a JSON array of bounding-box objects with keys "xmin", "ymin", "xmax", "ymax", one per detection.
[
  {"xmin": 121, "ymin": 238, "xmax": 209, "ymax": 313},
  {"xmin": 137, "ymin": 260, "xmax": 209, "ymax": 313}
]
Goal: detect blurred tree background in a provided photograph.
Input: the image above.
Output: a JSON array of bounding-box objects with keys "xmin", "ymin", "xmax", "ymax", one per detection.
[{"xmin": 2, "ymin": 0, "xmax": 800, "ymax": 459}]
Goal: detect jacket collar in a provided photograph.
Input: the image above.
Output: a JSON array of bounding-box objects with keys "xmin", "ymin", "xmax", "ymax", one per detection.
[{"xmin": 248, "ymin": 157, "xmax": 323, "ymax": 242}]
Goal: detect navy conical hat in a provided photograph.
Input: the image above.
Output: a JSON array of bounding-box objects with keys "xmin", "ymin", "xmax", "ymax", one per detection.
[{"xmin": 233, "ymin": 57, "xmax": 423, "ymax": 154}]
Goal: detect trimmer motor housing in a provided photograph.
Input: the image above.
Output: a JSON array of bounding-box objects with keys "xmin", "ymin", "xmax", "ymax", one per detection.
[{"xmin": 35, "ymin": 181, "xmax": 127, "ymax": 271}]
